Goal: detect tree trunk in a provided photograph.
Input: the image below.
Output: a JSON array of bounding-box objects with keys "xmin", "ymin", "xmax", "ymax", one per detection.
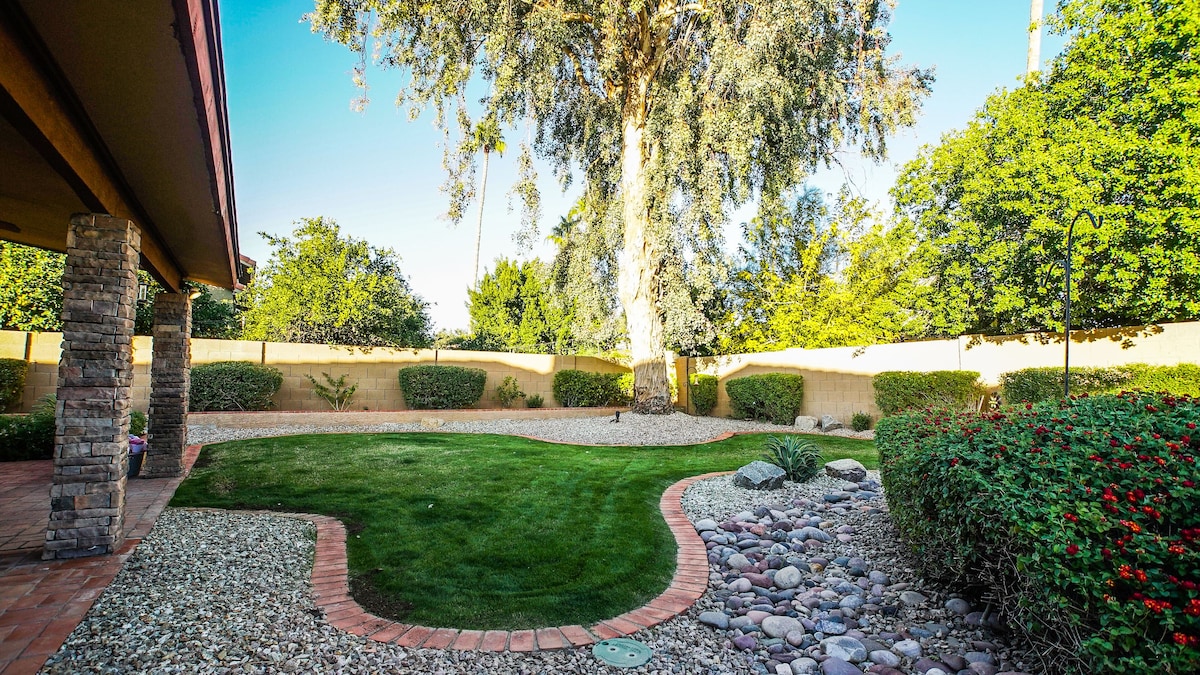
[
  {"xmin": 472, "ymin": 149, "xmax": 490, "ymax": 287},
  {"xmin": 618, "ymin": 111, "xmax": 672, "ymax": 414},
  {"xmin": 1026, "ymin": 0, "xmax": 1044, "ymax": 76}
]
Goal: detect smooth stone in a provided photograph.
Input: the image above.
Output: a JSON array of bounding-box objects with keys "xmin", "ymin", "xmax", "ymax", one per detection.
[
  {"xmin": 814, "ymin": 619, "xmax": 847, "ymax": 635},
  {"xmin": 824, "ymin": 459, "xmax": 866, "ymax": 482},
  {"xmin": 730, "ymin": 616, "xmax": 754, "ymax": 629},
  {"xmin": 748, "ymin": 610, "xmax": 773, "ymax": 624},
  {"xmin": 821, "ymin": 636, "xmax": 867, "ymax": 662},
  {"xmin": 763, "ymin": 615, "xmax": 805, "ymax": 638},
  {"xmin": 868, "ymin": 650, "xmax": 901, "ymax": 667},
  {"xmin": 699, "ymin": 611, "xmax": 730, "ymax": 629},
  {"xmin": 695, "ymin": 518, "xmax": 719, "ymax": 532},
  {"xmin": 730, "ymin": 577, "xmax": 753, "ymax": 592},
  {"xmin": 733, "ymin": 635, "xmax": 758, "ymax": 651},
  {"xmin": 859, "ymin": 639, "xmax": 887, "ymax": 653},
  {"xmin": 941, "ymin": 654, "xmax": 967, "ymax": 671},
  {"xmin": 899, "ymin": 591, "xmax": 928, "ymax": 606},
  {"xmin": 745, "ymin": 573, "xmax": 774, "ymax": 588},
  {"xmin": 964, "ymin": 652, "xmax": 996, "ymax": 665},
  {"xmin": 794, "ymin": 658, "xmax": 819, "ymax": 674},
  {"xmin": 839, "ymin": 596, "xmax": 865, "ymax": 610},
  {"xmin": 968, "ymin": 665, "xmax": 998, "ymax": 675},
  {"xmin": 892, "ymin": 639, "xmax": 922, "ymax": 658},
  {"xmin": 944, "ymin": 598, "xmax": 971, "ymax": 615},
  {"xmin": 728, "ymin": 553, "xmax": 752, "ymax": 570},
  {"xmin": 776, "ymin": 664, "xmax": 795, "ymax": 675},
  {"xmin": 795, "ymin": 416, "xmax": 819, "ymax": 431},
  {"xmin": 820, "ymin": 658, "xmax": 864, "ymax": 675},
  {"xmin": 775, "ymin": 566, "xmax": 804, "ymax": 590},
  {"xmin": 964, "ymin": 612, "xmax": 985, "ymax": 626},
  {"xmin": 735, "ymin": 461, "xmax": 788, "ymax": 490},
  {"xmin": 786, "ymin": 630, "xmax": 807, "ymax": 647},
  {"xmin": 796, "ymin": 527, "xmax": 833, "ymax": 543}
]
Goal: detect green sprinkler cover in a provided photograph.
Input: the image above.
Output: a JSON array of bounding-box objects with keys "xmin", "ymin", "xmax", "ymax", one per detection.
[{"xmin": 591, "ymin": 638, "xmax": 652, "ymax": 668}]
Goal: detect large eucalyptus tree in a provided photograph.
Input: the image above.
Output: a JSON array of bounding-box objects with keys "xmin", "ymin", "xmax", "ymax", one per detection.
[{"xmin": 310, "ymin": 0, "xmax": 929, "ymax": 412}]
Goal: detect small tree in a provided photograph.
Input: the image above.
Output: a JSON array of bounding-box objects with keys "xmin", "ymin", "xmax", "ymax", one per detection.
[{"xmin": 240, "ymin": 217, "xmax": 433, "ymax": 347}]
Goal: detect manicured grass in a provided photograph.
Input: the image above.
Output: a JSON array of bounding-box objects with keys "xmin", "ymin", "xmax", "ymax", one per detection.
[{"xmin": 171, "ymin": 432, "xmax": 876, "ymax": 630}]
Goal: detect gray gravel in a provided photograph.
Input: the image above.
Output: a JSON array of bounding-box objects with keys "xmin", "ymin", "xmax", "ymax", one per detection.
[{"xmin": 188, "ymin": 411, "xmax": 874, "ymax": 447}]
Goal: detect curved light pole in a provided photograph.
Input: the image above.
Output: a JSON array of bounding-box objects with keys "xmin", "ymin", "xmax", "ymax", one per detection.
[{"xmin": 1063, "ymin": 209, "xmax": 1102, "ymax": 398}]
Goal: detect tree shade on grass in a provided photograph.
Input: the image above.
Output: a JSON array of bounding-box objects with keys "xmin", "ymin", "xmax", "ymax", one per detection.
[{"xmin": 171, "ymin": 432, "xmax": 876, "ymax": 630}]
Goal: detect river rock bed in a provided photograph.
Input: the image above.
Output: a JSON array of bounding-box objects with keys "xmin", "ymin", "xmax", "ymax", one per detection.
[{"xmin": 682, "ymin": 473, "xmax": 1036, "ymax": 675}]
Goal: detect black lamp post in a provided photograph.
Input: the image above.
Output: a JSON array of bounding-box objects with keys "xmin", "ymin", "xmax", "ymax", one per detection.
[{"xmin": 1063, "ymin": 209, "xmax": 1102, "ymax": 398}]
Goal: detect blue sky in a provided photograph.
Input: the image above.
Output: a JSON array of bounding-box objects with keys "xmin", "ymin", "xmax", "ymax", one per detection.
[{"xmin": 219, "ymin": 1, "xmax": 1066, "ymax": 331}]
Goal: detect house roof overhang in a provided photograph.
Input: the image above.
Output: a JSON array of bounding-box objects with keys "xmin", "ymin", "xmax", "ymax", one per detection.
[{"xmin": 0, "ymin": 0, "xmax": 240, "ymax": 292}]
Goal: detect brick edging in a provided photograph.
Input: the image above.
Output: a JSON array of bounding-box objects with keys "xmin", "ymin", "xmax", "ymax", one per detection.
[{"xmin": 297, "ymin": 471, "xmax": 731, "ymax": 652}]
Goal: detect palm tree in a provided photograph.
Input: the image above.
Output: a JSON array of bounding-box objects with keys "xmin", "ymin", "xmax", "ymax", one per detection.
[
  {"xmin": 1027, "ymin": 0, "xmax": 1044, "ymax": 76},
  {"xmin": 470, "ymin": 116, "xmax": 506, "ymax": 287}
]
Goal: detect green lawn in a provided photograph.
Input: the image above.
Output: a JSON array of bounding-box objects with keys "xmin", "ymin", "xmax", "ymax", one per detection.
[{"xmin": 170, "ymin": 432, "xmax": 876, "ymax": 630}]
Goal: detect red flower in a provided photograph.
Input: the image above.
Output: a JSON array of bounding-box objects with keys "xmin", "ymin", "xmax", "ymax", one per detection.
[
  {"xmin": 1064, "ymin": 513, "xmax": 1079, "ymax": 523},
  {"xmin": 1066, "ymin": 544, "xmax": 1079, "ymax": 555}
]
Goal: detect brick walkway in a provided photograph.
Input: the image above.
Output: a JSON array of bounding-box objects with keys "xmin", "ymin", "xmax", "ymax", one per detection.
[
  {"xmin": 299, "ymin": 471, "xmax": 728, "ymax": 652},
  {"xmin": 0, "ymin": 446, "xmax": 199, "ymax": 675}
]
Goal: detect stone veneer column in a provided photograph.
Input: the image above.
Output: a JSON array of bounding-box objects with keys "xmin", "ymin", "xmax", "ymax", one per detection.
[
  {"xmin": 142, "ymin": 292, "xmax": 191, "ymax": 478},
  {"xmin": 45, "ymin": 213, "xmax": 141, "ymax": 560}
]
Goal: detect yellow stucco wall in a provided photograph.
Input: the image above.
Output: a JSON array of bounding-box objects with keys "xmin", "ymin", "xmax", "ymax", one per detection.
[{"xmin": 6, "ymin": 321, "xmax": 1197, "ymax": 418}]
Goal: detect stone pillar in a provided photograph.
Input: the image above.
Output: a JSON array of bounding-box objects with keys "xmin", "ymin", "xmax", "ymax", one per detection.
[
  {"xmin": 45, "ymin": 213, "xmax": 140, "ymax": 560},
  {"xmin": 143, "ymin": 292, "xmax": 191, "ymax": 478}
]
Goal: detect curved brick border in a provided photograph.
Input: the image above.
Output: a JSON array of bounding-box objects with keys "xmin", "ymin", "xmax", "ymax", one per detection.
[{"xmin": 300, "ymin": 471, "xmax": 731, "ymax": 652}]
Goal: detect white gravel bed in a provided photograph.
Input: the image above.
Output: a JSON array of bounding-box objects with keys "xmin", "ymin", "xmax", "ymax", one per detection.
[{"xmin": 188, "ymin": 411, "xmax": 874, "ymax": 447}]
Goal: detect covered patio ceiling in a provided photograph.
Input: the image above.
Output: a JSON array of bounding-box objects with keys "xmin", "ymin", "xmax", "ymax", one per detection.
[{"xmin": 0, "ymin": 0, "xmax": 243, "ymax": 292}]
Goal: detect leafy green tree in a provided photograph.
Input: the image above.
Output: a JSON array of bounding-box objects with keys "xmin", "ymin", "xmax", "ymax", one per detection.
[
  {"xmin": 895, "ymin": 0, "xmax": 1200, "ymax": 335},
  {"xmin": 545, "ymin": 198, "xmax": 625, "ymax": 354},
  {"xmin": 727, "ymin": 190, "xmax": 932, "ymax": 351},
  {"xmin": 468, "ymin": 258, "xmax": 573, "ymax": 353},
  {"xmin": 310, "ymin": 0, "xmax": 930, "ymax": 412},
  {"xmin": 0, "ymin": 241, "xmax": 65, "ymax": 331},
  {"xmin": 240, "ymin": 217, "xmax": 433, "ymax": 347}
]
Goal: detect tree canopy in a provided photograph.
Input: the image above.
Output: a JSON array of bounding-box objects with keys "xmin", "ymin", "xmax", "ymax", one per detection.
[
  {"xmin": 240, "ymin": 217, "xmax": 433, "ymax": 347},
  {"xmin": 310, "ymin": 0, "xmax": 930, "ymax": 411},
  {"xmin": 895, "ymin": 0, "xmax": 1200, "ymax": 335},
  {"xmin": 467, "ymin": 258, "xmax": 573, "ymax": 353}
]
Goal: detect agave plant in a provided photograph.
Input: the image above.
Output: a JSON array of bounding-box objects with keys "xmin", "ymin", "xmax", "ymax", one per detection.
[{"xmin": 763, "ymin": 435, "xmax": 823, "ymax": 482}]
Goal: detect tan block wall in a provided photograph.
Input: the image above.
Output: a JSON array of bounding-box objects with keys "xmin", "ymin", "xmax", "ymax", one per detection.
[
  {"xmin": 678, "ymin": 321, "xmax": 1200, "ymax": 422},
  {"xmin": 9, "ymin": 321, "xmax": 1197, "ymax": 416}
]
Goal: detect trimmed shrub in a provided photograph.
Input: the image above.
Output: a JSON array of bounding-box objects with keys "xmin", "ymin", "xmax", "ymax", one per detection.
[
  {"xmin": 1000, "ymin": 363, "xmax": 1200, "ymax": 404},
  {"xmin": 690, "ymin": 374, "xmax": 718, "ymax": 416},
  {"xmin": 552, "ymin": 369, "xmax": 629, "ymax": 407},
  {"xmin": 876, "ymin": 392, "xmax": 1200, "ymax": 674},
  {"xmin": 872, "ymin": 370, "xmax": 984, "ymax": 416},
  {"xmin": 190, "ymin": 361, "xmax": 283, "ymax": 412},
  {"xmin": 0, "ymin": 394, "xmax": 55, "ymax": 462},
  {"xmin": 398, "ymin": 365, "xmax": 486, "ymax": 409},
  {"xmin": 763, "ymin": 435, "xmax": 822, "ymax": 482},
  {"xmin": 525, "ymin": 393, "xmax": 544, "ymax": 408},
  {"xmin": 0, "ymin": 358, "xmax": 27, "ymax": 412},
  {"xmin": 724, "ymin": 373, "xmax": 804, "ymax": 425},
  {"xmin": 851, "ymin": 411, "xmax": 872, "ymax": 432}
]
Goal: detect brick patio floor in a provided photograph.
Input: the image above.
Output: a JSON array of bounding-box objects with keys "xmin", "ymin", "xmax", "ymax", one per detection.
[{"xmin": 0, "ymin": 446, "xmax": 199, "ymax": 675}]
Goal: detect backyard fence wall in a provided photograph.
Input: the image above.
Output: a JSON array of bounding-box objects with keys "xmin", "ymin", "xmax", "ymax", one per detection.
[
  {"xmin": 0, "ymin": 332, "xmax": 628, "ymax": 413},
  {"xmin": 674, "ymin": 322, "xmax": 1200, "ymax": 421},
  {"xmin": 3, "ymin": 321, "xmax": 1197, "ymax": 420}
]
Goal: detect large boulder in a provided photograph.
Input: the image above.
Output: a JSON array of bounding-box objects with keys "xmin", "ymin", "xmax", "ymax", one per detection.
[
  {"xmin": 824, "ymin": 459, "xmax": 867, "ymax": 482},
  {"xmin": 733, "ymin": 461, "xmax": 787, "ymax": 490},
  {"xmin": 794, "ymin": 416, "xmax": 819, "ymax": 431},
  {"xmin": 819, "ymin": 415, "xmax": 844, "ymax": 432}
]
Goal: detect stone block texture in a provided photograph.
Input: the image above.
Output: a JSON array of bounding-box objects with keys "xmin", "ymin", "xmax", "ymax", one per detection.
[
  {"xmin": 143, "ymin": 293, "xmax": 191, "ymax": 477},
  {"xmin": 46, "ymin": 214, "xmax": 141, "ymax": 559}
]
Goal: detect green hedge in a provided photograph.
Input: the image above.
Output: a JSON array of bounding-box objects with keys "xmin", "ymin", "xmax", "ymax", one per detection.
[
  {"xmin": 872, "ymin": 370, "xmax": 983, "ymax": 416},
  {"xmin": 398, "ymin": 365, "xmax": 487, "ymax": 409},
  {"xmin": 552, "ymin": 369, "xmax": 629, "ymax": 407},
  {"xmin": 190, "ymin": 361, "xmax": 283, "ymax": 412},
  {"xmin": 1000, "ymin": 363, "xmax": 1200, "ymax": 404},
  {"xmin": 0, "ymin": 358, "xmax": 27, "ymax": 413},
  {"xmin": 0, "ymin": 394, "xmax": 55, "ymax": 462},
  {"xmin": 877, "ymin": 393, "xmax": 1200, "ymax": 674},
  {"xmin": 724, "ymin": 373, "xmax": 804, "ymax": 425},
  {"xmin": 690, "ymin": 374, "xmax": 718, "ymax": 416}
]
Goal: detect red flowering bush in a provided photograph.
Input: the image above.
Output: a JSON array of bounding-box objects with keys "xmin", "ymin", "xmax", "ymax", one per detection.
[{"xmin": 877, "ymin": 392, "xmax": 1200, "ymax": 674}]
